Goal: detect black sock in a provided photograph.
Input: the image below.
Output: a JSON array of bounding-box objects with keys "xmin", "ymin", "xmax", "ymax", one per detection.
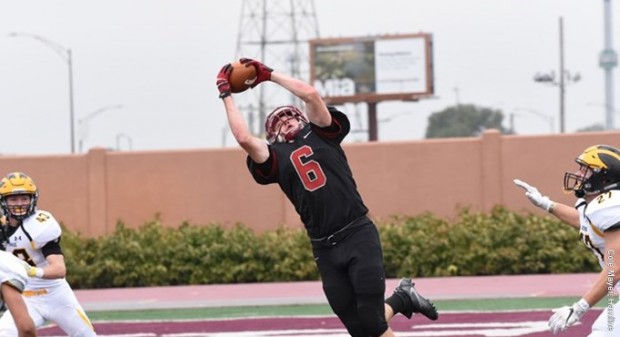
[{"xmin": 385, "ymin": 292, "xmax": 408, "ymax": 314}]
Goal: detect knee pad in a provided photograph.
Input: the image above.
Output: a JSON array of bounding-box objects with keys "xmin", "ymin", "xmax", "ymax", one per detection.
[
  {"xmin": 358, "ymin": 305, "xmax": 388, "ymax": 337},
  {"xmin": 332, "ymin": 305, "xmax": 367, "ymax": 337},
  {"xmin": 357, "ymin": 294, "xmax": 388, "ymax": 337}
]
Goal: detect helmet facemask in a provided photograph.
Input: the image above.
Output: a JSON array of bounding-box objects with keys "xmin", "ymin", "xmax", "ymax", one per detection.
[
  {"xmin": 265, "ymin": 106, "xmax": 309, "ymax": 144},
  {"xmin": 563, "ymin": 164, "xmax": 596, "ymax": 198},
  {"xmin": 2, "ymin": 194, "xmax": 37, "ymax": 220}
]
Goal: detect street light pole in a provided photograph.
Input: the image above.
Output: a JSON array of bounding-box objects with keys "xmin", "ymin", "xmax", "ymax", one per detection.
[
  {"xmin": 68, "ymin": 49, "xmax": 75, "ymax": 153},
  {"xmin": 533, "ymin": 17, "xmax": 580, "ymax": 134},
  {"xmin": 600, "ymin": 0, "xmax": 617, "ymax": 130},
  {"xmin": 8, "ymin": 32, "xmax": 76, "ymax": 153},
  {"xmin": 512, "ymin": 107, "xmax": 555, "ymax": 133},
  {"xmin": 115, "ymin": 133, "xmax": 133, "ymax": 151},
  {"xmin": 559, "ymin": 17, "xmax": 565, "ymax": 133},
  {"xmin": 78, "ymin": 104, "xmax": 124, "ymax": 153}
]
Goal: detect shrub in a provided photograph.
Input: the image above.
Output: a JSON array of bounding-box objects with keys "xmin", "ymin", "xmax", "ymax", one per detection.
[{"xmin": 61, "ymin": 206, "xmax": 598, "ymax": 288}]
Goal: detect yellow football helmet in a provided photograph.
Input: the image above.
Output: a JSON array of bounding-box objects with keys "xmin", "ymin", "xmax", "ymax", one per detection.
[
  {"xmin": 564, "ymin": 145, "xmax": 620, "ymax": 197},
  {"xmin": 0, "ymin": 172, "xmax": 39, "ymax": 220}
]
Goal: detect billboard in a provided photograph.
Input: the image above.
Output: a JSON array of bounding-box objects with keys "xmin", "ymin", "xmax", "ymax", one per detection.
[{"xmin": 310, "ymin": 33, "xmax": 434, "ymax": 104}]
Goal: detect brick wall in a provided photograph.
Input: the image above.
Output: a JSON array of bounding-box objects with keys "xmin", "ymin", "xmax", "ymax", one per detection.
[{"xmin": 1, "ymin": 130, "xmax": 616, "ymax": 237}]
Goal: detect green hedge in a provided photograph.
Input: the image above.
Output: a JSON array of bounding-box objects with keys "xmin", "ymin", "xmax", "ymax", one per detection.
[
  {"xmin": 380, "ymin": 206, "xmax": 597, "ymax": 277},
  {"xmin": 61, "ymin": 206, "xmax": 598, "ymax": 289}
]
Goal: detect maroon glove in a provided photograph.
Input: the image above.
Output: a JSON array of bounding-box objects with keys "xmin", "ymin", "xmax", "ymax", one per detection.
[
  {"xmin": 239, "ymin": 58, "xmax": 273, "ymax": 88},
  {"xmin": 216, "ymin": 64, "xmax": 233, "ymax": 99}
]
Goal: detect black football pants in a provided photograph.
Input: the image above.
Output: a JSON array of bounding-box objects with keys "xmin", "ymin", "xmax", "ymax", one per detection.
[{"xmin": 312, "ymin": 223, "xmax": 388, "ymax": 337}]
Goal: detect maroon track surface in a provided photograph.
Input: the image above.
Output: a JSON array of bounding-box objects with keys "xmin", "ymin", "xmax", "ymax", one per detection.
[{"xmin": 38, "ymin": 310, "xmax": 602, "ymax": 336}]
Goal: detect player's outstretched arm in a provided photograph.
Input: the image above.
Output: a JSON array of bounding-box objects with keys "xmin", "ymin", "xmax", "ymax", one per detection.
[
  {"xmin": 237, "ymin": 58, "xmax": 331, "ymax": 127},
  {"xmin": 513, "ymin": 179, "xmax": 580, "ymax": 229},
  {"xmin": 217, "ymin": 63, "xmax": 269, "ymax": 163},
  {"xmin": 269, "ymin": 71, "xmax": 331, "ymax": 127},
  {"xmin": 546, "ymin": 202, "xmax": 580, "ymax": 229}
]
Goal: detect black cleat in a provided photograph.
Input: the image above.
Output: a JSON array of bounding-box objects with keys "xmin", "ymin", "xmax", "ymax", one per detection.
[{"xmin": 394, "ymin": 278, "xmax": 438, "ymax": 320}]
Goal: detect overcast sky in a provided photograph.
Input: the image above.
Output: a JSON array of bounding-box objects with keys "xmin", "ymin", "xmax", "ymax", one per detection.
[{"xmin": 0, "ymin": 0, "xmax": 617, "ymax": 155}]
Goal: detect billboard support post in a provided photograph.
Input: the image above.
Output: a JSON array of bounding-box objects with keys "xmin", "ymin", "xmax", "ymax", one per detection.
[{"xmin": 368, "ymin": 102, "xmax": 378, "ymax": 141}]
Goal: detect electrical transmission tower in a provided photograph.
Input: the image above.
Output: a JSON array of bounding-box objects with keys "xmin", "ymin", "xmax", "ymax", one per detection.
[{"xmin": 235, "ymin": 0, "xmax": 320, "ymax": 135}]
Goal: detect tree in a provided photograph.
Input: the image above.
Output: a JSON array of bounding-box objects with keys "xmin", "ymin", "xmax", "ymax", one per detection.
[
  {"xmin": 576, "ymin": 124, "xmax": 605, "ymax": 133},
  {"xmin": 425, "ymin": 104, "xmax": 509, "ymax": 138}
]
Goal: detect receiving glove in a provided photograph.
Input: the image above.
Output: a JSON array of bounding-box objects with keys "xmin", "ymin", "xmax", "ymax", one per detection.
[
  {"xmin": 548, "ymin": 299, "xmax": 589, "ymax": 334},
  {"xmin": 20, "ymin": 260, "xmax": 44, "ymax": 278},
  {"xmin": 513, "ymin": 179, "xmax": 555, "ymax": 212},
  {"xmin": 239, "ymin": 58, "xmax": 273, "ymax": 88},
  {"xmin": 216, "ymin": 64, "xmax": 233, "ymax": 99}
]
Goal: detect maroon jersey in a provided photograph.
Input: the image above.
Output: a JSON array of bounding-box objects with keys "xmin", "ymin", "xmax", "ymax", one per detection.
[{"xmin": 247, "ymin": 106, "xmax": 368, "ymax": 239}]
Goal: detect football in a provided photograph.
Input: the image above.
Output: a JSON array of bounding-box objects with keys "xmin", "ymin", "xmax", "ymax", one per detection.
[{"xmin": 229, "ymin": 61, "xmax": 257, "ymax": 93}]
